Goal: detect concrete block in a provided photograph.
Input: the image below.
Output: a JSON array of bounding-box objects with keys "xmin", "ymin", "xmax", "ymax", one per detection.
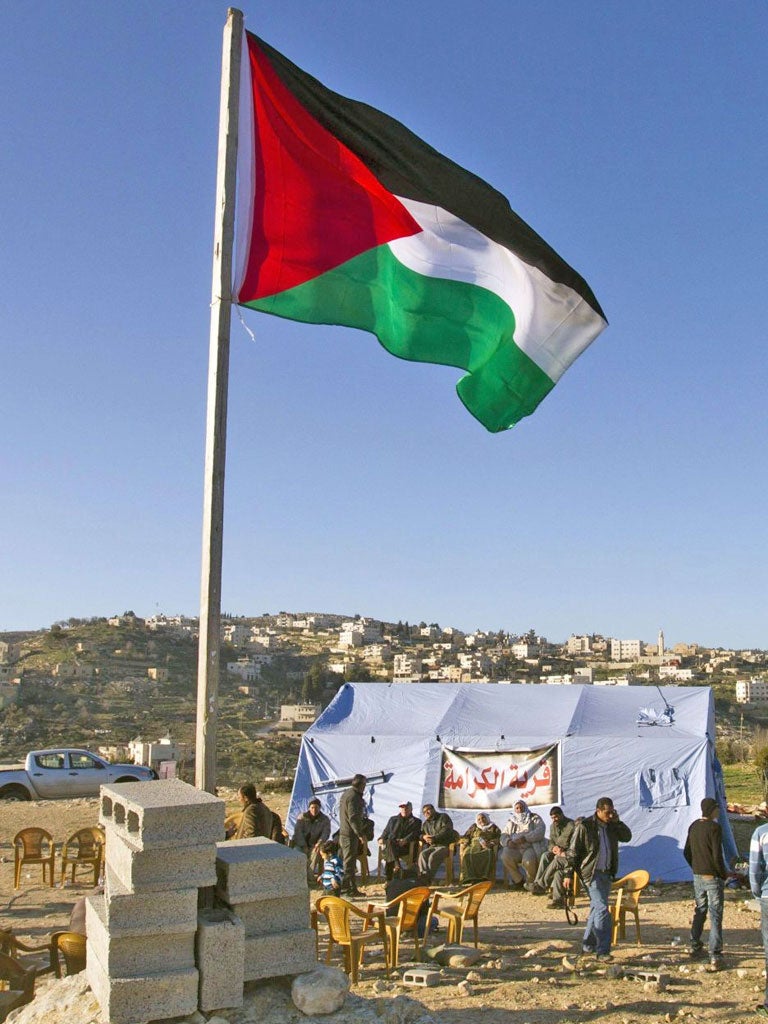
[
  {"xmin": 402, "ymin": 967, "xmax": 441, "ymax": 987},
  {"xmin": 226, "ymin": 893, "xmax": 308, "ymax": 938},
  {"xmin": 100, "ymin": 778, "xmax": 225, "ymax": 850},
  {"xmin": 102, "ymin": 868, "xmax": 199, "ymax": 934},
  {"xmin": 215, "ymin": 838, "xmax": 306, "ymax": 903},
  {"xmin": 87, "ymin": 894, "xmax": 196, "ymax": 978},
  {"xmin": 244, "ymin": 928, "xmax": 316, "ymax": 982},
  {"xmin": 105, "ymin": 831, "xmax": 216, "ymax": 892},
  {"xmin": 196, "ymin": 908, "xmax": 245, "ymax": 1012},
  {"xmin": 86, "ymin": 950, "xmax": 198, "ymax": 1024}
]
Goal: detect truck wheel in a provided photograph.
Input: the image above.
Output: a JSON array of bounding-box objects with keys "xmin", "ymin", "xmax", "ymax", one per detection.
[{"xmin": 0, "ymin": 784, "xmax": 31, "ymax": 801}]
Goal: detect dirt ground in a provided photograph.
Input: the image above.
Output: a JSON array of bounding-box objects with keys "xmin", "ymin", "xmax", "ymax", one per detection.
[{"xmin": 2, "ymin": 794, "xmax": 767, "ymax": 1024}]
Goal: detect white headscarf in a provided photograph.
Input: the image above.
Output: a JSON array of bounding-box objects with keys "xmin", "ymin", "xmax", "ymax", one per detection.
[{"xmin": 509, "ymin": 800, "xmax": 531, "ymax": 826}]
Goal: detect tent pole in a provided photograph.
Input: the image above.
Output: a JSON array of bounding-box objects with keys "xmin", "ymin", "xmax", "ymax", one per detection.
[{"xmin": 196, "ymin": 7, "xmax": 243, "ymax": 794}]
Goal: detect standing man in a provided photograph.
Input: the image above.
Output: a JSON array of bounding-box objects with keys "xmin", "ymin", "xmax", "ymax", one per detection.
[
  {"xmin": 418, "ymin": 804, "xmax": 456, "ymax": 883},
  {"xmin": 526, "ymin": 805, "xmax": 575, "ymax": 909},
  {"xmin": 292, "ymin": 797, "xmax": 331, "ymax": 883},
  {"xmin": 749, "ymin": 816, "xmax": 768, "ymax": 1016},
  {"xmin": 339, "ymin": 773, "xmax": 368, "ymax": 897},
  {"xmin": 566, "ymin": 796, "xmax": 632, "ymax": 962},
  {"xmin": 379, "ymin": 801, "xmax": 422, "ymax": 880},
  {"xmin": 684, "ymin": 797, "xmax": 726, "ymax": 971}
]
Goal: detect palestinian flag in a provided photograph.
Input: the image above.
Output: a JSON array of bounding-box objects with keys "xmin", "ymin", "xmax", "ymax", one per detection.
[{"xmin": 234, "ymin": 32, "xmax": 607, "ymax": 433}]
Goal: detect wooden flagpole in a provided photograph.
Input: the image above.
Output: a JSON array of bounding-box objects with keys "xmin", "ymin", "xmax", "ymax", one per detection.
[{"xmin": 196, "ymin": 7, "xmax": 243, "ymax": 793}]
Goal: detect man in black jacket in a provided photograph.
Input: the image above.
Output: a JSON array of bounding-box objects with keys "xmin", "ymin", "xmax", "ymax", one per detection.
[
  {"xmin": 566, "ymin": 796, "xmax": 632, "ymax": 961},
  {"xmin": 418, "ymin": 804, "xmax": 456, "ymax": 883},
  {"xmin": 339, "ymin": 773, "xmax": 368, "ymax": 897},
  {"xmin": 684, "ymin": 796, "xmax": 727, "ymax": 970},
  {"xmin": 292, "ymin": 798, "xmax": 331, "ymax": 883},
  {"xmin": 379, "ymin": 801, "xmax": 422, "ymax": 880}
]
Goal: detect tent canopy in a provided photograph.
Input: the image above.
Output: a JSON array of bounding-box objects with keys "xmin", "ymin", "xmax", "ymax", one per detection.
[{"xmin": 287, "ymin": 682, "xmax": 734, "ymax": 881}]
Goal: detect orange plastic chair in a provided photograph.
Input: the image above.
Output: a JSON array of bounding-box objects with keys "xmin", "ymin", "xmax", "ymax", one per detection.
[
  {"xmin": 0, "ymin": 951, "xmax": 36, "ymax": 1022},
  {"xmin": 60, "ymin": 827, "xmax": 105, "ymax": 887},
  {"xmin": 610, "ymin": 869, "xmax": 650, "ymax": 944},
  {"xmin": 315, "ymin": 895, "xmax": 389, "ymax": 984},
  {"xmin": 50, "ymin": 932, "xmax": 87, "ymax": 977},
  {"xmin": 364, "ymin": 886, "xmax": 431, "ymax": 967},
  {"xmin": 13, "ymin": 829, "xmax": 56, "ymax": 889},
  {"xmin": 425, "ymin": 879, "xmax": 493, "ymax": 947}
]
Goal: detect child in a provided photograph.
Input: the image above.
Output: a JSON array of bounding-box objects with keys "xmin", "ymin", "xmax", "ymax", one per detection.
[{"xmin": 318, "ymin": 840, "xmax": 344, "ymax": 893}]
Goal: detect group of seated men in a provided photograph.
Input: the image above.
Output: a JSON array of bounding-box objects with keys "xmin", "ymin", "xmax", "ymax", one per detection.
[{"xmin": 289, "ymin": 792, "xmax": 575, "ymax": 905}]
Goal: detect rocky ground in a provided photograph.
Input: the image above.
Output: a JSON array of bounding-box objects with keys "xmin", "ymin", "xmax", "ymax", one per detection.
[{"xmin": 2, "ymin": 795, "xmax": 767, "ymax": 1024}]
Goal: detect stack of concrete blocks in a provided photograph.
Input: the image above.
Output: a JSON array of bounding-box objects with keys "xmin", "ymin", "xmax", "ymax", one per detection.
[
  {"xmin": 86, "ymin": 779, "xmax": 225, "ymax": 1024},
  {"xmin": 215, "ymin": 837, "xmax": 316, "ymax": 982}
]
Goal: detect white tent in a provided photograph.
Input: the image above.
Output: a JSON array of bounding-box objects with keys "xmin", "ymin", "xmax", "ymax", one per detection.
[{"xmin": 287, "ymin": 682, "xmax": 735, "ymax": 881}]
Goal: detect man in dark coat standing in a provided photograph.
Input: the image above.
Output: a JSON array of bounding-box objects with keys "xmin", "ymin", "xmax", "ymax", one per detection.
[
  {"xmin": 339, "ymin": 773, "xmax": 368, "ymax": 896},
  {"xmin": 565, "ymin": 796, "xmax": 632, "ymax": 961},
  {"xmin": 379, "ymin": 801, "xmax": 422, "ymax": 880},
  {"xmin": 684, "ymin": 796, "xmax": 727, "ymax": 971}
]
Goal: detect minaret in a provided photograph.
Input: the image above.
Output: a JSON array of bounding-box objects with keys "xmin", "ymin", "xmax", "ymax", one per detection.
[{"xmin": 658, "ymin": 628, "xmax": 664, "ymax": 658}]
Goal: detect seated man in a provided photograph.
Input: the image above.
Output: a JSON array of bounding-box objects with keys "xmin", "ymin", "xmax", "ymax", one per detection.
[
  {"xmin": 500, "ymin": 800, "xmax": 546, "ymax": 890},
  {"xmin": 292, "ymin": 798, "xmax": 331, "ymax": 882},
  {"xmin": 525, "ymin": 805, "xmax": 575, "ymax": 908},
  {"xmin": 378, "ymin": 801, "xmax": 422, "ymax": 881},
  {"xmin": 418, "ymin": 804, "xmax": 456, "ymax": 884},
  {"xmin": 228, "ymin": 784, "xmax": 274, "ymax": 840}
]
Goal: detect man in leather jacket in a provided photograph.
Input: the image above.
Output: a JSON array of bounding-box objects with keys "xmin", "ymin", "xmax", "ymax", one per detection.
[
  {"xmin": 565, "ymin": 796, "xmax": 632, "ymax": 961},
  {"xmin": 339, "ymin": 773, "xmax": 368, "ymax": 896}
]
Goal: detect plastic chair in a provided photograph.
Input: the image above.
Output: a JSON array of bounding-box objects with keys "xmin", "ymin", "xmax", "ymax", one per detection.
[
  {"xmin": 50, "ymin": 932, "xmax": 87, "ymax": 977},
  {"xmin": 0, "ymin": 929, "xmax": 56, "ymax": 976},
  {"xmin": 315, "ymin": 895, "xmax": 389, "ymax": 984},
  {"xmin": 60, "ymin": 827, "xmax": 105, "ymax": 887},
  {"xmin": 364, "ymin": 886, "xmax": 431, "ymax": 967},
  {"xmin": 376, "ymin": 839, "xmax": 418, "ymax": 879},
  {"xmin": 425, "ymin": 880, "xmax": 493, "ymax": 947},
  {"xmin": 13, "ymin": 829, "xmax": 56, "ymax": 889},
  {"xmin": 0, "ymin": 951, "xmax": 36, "ymax": 1023},
  {"xmin": 610, "ymin": 869, "xmax": 650, "ymax": 944}
]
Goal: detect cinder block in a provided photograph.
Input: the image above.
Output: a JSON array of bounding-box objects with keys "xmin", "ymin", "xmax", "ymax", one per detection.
[
  {"xmin": 227, "ymin": 893, "xmax": 308, "ymax": 938},
  {"xmin": 243, "ymin": 928, "xmax": 316, "ymax": 982},
  {"xmin": 196, "ymin": 909, "xmax": 245, "ymax": 1012},
  {"xmin": 86, "ymin": 950, "xmax": 198, "ymax": 1024},
  {"xmin": 102, "ymin": 868, "xmax": 199, "ymax": 934},
  {"xmin": 87, "ymin": 894, "xmax": 196, "ymax": 978},
  {"xmin": 106, "ymin": 831, "xmax": 216, "ymax": 893},
  {"xmin": 402, "ymin": 967, "xmax": 441, "ymax": 987},
  {"xmin": 215, "ymin": 838, "xmax": 306, "ymax": 903},
  {"xmin": 100, "ymin": 779, "xmax": 225, "ymax": 850}
]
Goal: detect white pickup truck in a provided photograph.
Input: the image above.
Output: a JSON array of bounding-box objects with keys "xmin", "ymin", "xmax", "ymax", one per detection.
[{"xmin": 0, "ymin": 748, "xmax": 157, "ymax": 800}]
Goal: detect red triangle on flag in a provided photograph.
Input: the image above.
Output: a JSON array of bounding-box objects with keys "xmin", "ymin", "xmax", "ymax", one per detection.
[{"xmin": 238, "ymin": 36, "xmax": 421, "ymax": 303}]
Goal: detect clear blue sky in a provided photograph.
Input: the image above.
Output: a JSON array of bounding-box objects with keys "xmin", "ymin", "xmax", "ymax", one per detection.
[{"xmin": 3, "ymin": 2, "xmax": 766, "ymax": 648}]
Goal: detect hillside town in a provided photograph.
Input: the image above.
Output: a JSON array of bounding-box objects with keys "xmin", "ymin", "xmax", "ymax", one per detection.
[{"xmin": 1, "ymin": 613, "xmax": 766, "ymax": 741}]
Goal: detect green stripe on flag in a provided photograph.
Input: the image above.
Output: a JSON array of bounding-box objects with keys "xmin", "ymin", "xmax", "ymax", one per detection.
[{"xmin": 242, "ymin": 245, "xmax": 554, "ymax": 432}]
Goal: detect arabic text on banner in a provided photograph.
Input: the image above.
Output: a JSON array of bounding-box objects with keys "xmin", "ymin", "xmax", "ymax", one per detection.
[{"xmin": 439, "ymin": 745, "xmax": 559, "ymax": 809}]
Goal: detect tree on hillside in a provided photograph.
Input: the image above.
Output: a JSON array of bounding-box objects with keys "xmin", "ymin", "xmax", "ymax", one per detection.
[{"xmin": 755, "ymin": 746, "xmax": 768, "ymax": 801}]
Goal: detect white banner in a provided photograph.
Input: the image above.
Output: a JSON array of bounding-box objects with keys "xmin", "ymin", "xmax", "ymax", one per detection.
[{"xmin": 439, "ymin": 744, "xmax": 559, "ymax": 809}]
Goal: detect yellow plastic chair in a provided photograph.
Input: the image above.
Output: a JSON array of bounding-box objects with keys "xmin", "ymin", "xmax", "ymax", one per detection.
[
  {"xmin": 50, "ymin": 932, "xmax": 87, "ymax": 977},
  {"xmin": 0, "ymin": 952, "xmax": 36, "ymax": 1022},
  {"xmin": 315, "ymin": 895, "xmax": 389, "ymax": 984},
  {"xmin": 364, "ymin": 886, "xmax": 431, "ymax": 967},
  {"xmin": 425, "ymin": 879, "xmax": 493, "ymax": 947},
  {"xmin": 13, "ymin": 829, "xmax": 56, "ymax": 889},
  {"xmin": 0, "ymin": 929, "xmax": 56, "ymax": 976},
  {"xmin": 610, "ymin": 869, "xmax": 650, "ymax": 944},
  {"xmin": 60, "ymin": 827, "xmax": 105, "ymax": 887}
]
